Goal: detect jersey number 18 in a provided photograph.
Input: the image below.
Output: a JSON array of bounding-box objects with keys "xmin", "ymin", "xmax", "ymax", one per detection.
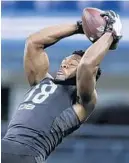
[{"xmin": 24, "ymin": 81, "xmax": 57, "ymax": 104}]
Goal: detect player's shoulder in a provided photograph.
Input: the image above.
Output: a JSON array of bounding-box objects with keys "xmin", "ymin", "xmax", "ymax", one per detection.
[
  {"xmin": 41, "ymin": 73, "xmax": 55, "ymax": 84},
  {"xmin": 30, "ymin": 73, "xmax": 54, "ymax": 87},
  {"xmin": 45, "ymin": 73, "xmax": 53, "ymax": 79},
  {"xmin": 40, "ymin": 73, "xmax": 53, "ymax": 82}
]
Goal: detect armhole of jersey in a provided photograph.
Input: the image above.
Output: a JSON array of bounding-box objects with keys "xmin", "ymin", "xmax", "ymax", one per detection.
[
  {"xmin": 46, "ymin": 73, "xmax": 53, "ymax": 79},
  {"xmin": 30, "ymin": 73, "xmax": 54, "ymax": 87}
]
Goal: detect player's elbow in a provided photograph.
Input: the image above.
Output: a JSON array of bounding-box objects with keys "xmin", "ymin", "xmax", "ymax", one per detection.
[
  {"xmin": 25, "ymin": 36, "xmax": 34, "ymax": 47},
  {"xmin": 25, "ymin": 37, "xmax": 43, "ymax": 57},
  {"xmin": 26, "ymin": 35, "xmax": 45, "ymax": 50},
  {"xmin": 26, "ymin": 36, "xmax": 37, "ymax": 48},
  {"xmin": 24, "ymin": 38, "xmax": 34, "ymax": 57}
]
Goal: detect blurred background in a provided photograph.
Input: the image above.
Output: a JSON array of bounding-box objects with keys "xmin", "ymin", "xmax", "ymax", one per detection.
[{"xmin": 1, "ymin": 1, "xmax": 129, "ymax": 163}]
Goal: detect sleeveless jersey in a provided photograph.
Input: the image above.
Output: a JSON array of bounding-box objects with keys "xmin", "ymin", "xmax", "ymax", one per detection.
[{"xmin": 4, "ymin": 78, "xmax": 81, "ymax": 161}]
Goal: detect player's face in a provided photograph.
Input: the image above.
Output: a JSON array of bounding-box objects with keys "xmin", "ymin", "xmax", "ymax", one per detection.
[{"xmin": 56, "ymin": 54, "xmax": 81, "ymax": 80}]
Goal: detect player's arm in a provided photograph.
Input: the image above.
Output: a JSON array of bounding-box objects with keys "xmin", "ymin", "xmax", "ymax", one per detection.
[
  {"xmin": 76, "ymin": 11, "xmax": 122, "ymax": 117},
  {"xmin": 77, "ymin": 32, "xmax": 113, "ymax": 103},
  {"xmin": 73, "ymin": 89, "xmax": 97, "ymax": 122},
  {"xmin": 76, "ymin": 32, "xmax": 113, "ymax": 120},
  {"xmin": 24, "ymin": 22, "xmax": 83, "ymax": 86}
]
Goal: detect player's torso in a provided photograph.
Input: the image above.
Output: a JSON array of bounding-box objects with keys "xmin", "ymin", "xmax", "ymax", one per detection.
[
  {"xmin": 7, "ymin": 77, "xmax": 75, "ymax": 132},
  {"xmin": 4, "ymin": 78, "xmax": 77, "ymax": 158}
]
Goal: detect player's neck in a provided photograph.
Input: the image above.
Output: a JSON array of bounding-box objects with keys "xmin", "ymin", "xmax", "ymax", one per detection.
[{"xmin": 54, "ymin": 76, "xmax": 76, "ymax": 86}]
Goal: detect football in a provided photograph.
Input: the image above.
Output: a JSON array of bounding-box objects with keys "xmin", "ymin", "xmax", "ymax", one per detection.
[{"xmin": 82, "ymin": 7, "xmax": 106, "ymax": 42}]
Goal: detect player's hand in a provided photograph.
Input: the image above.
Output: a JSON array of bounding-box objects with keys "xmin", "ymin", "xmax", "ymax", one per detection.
[
  {"xmin": 101, "ymin": 10, "xmax": 122, "ymax": 50},
  {"xmin": 76, "ymin": 21, "xmax": 84, "ymax": 34}
]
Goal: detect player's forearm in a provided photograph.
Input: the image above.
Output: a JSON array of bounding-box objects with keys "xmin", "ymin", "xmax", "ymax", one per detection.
[
  {"xmin": 80, "ymin": 32, "xmax": 113, "ymax": 69},
  {"xmin": 77, "ymin": 32, "xmax": 113, "ymax": 105},
  {"xmin": 28, "ymin": 23, "xmax": 79, "ymax": 48}
]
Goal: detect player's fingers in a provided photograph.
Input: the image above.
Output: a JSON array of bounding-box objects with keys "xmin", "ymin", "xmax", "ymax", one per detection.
[
  {"xmin": 100, "ymin": 10, "xmax": 110, "ymax": 17},
  {"xmin": 109, "ymin": 10, "xmax": 117, "ymax": 17},
  {"xmin": 116, "ymin": 13, "xmax": 120, "ymax": 19},
  {"xmin": 101, "ymin": 11, "xmax": 113, "ymax": 19},
  {"xmin": 100, "ymin": 12, "xmax": 112, "ymax": 23},
  {"xmin": 100, "ymin": 11, "xmax": 116, "ymax": 27},
  {"xmin": 100, "ymin": 12, "xmax": 108, "ymax": 17},
  {"xmin": 107, "ymin": 12, "xmax": 116, "ymax": 23}
]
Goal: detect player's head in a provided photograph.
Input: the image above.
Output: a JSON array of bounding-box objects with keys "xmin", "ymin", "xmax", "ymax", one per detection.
[
  {"xmin": 55, "ymin": 50, "xmax": 84, "ymax": 84},
  {"xmin": 55, "ymin": 50, "xmax": 101, "ymax": 85}
]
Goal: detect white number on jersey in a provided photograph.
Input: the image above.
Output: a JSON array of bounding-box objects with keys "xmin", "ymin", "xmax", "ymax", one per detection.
[{"xmin": 24, "ymin": 81, "xmax": 57, "ymax": 104}]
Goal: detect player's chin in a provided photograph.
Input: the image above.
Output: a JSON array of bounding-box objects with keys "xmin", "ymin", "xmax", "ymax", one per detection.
[{"xmin": 55, "ymin": 74, "xmax": 66, "ymax": 81}]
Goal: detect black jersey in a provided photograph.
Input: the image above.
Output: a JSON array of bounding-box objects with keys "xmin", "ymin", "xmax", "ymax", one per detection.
[{"xmin": 4, "ymin": 78, "xmax": 81, "ymax": 160}]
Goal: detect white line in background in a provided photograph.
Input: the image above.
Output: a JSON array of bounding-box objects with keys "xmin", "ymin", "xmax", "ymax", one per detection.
[{"xmin": 1, "ymin": 17, "xmax": 129, "ymax": 41}]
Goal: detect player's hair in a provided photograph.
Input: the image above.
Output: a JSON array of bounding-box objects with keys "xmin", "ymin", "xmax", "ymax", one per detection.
[
  {"xmin": 72, "ymin": 50, "xmax": 85, "ymax": 57},
  {"xmin": 73, "ymin": 50, "xmax": 101, "ymax": 81}
]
